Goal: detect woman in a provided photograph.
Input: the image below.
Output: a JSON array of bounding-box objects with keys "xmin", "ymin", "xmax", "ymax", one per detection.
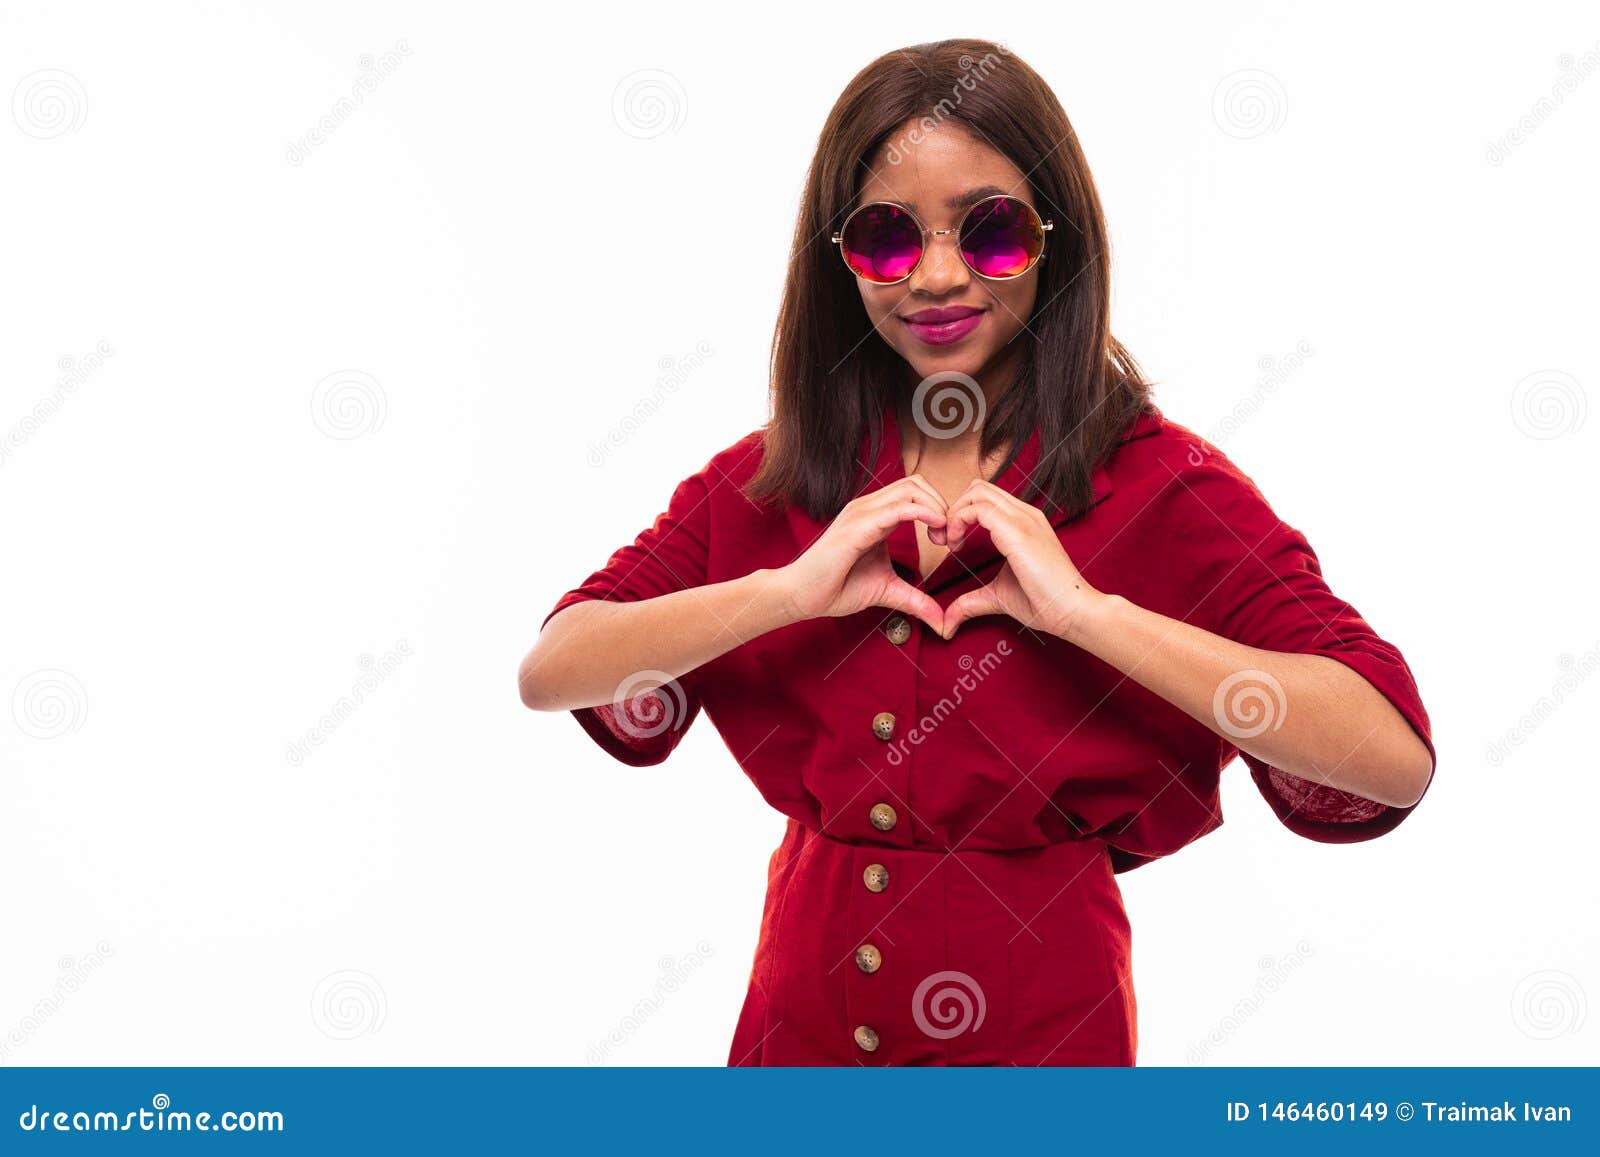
[{"xmin": 518, "ymin": 38, "xmax": 1435, "ymax": 1066}]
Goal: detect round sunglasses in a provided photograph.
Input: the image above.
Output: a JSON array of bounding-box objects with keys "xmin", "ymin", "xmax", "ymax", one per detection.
[{"xmin": 831, "ymin": 194, "xmax": 1054, "ymax": 285}]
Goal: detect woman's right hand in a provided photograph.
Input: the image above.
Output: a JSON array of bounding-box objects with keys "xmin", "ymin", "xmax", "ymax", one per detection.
[{"xmin": 773, "ymin": 475, "xmax": 948, "ymax": 633}]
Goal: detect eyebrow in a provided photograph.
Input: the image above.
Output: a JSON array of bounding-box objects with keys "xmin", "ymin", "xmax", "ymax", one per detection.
[{"xmin": 893, "ymin": 185, "xmax": 1015, "ymax": 213}]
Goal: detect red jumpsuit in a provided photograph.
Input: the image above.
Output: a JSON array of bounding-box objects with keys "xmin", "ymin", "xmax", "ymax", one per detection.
[{"xmin": 542, "ymin": 399, "xmax": 1436, "ymax": 1066}]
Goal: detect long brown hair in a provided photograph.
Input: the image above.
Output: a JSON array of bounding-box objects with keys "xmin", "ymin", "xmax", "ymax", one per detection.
[{"xmin": 746, "ymin": 38, "xmax": 1153, "ymax": 520}]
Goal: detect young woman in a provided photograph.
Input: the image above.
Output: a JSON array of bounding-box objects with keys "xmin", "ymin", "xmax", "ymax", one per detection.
[{"xmin": 519, "ymin": 38, "xmax": 1435, "ymax": 1066}]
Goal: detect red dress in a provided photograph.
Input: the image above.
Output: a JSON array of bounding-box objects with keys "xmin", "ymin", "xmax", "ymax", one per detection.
[{"xmin": 542, "ymin": 398, "xmax": 1436, "ymax": 1066}]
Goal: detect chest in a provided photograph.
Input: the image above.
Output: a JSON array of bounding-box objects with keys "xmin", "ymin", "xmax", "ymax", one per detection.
[{"xmin": 903, "ymin": 456, "xmax": 992, "ymax": 581}]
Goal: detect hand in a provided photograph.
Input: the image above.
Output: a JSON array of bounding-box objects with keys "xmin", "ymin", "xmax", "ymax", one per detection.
[
  {"xmin": 934, "ymin": 479, "xmax": 1105, "ymax": 641},
  {"xmin": 775, "ymin": 475, "xmax": 947, "ymax": 634}
]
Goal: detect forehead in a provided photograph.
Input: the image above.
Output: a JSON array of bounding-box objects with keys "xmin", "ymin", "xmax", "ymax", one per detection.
[{"xmin": 857, "ymin": 118, "xmax": 1032, "ymax": 216}]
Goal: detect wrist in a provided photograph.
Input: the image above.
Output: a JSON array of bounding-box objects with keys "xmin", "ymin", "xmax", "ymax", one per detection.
[
  {"xmin": 1055, "ymin": 588, "xmax": 1124, "ymax": 648},
  {"xmin": 744, "ymin": 567, "xmax": 809, "ymax": 631}
]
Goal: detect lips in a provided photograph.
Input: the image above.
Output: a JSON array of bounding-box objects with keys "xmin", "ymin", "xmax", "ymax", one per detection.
[{"xmin": 900, "ymin": 305, "xmax": 986, "ymax": 346}]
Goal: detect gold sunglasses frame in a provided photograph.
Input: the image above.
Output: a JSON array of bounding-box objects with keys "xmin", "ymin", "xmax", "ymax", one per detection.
[{"xmin": 830, "ymin": 194, "xmax": 1054, "ymax": 285}]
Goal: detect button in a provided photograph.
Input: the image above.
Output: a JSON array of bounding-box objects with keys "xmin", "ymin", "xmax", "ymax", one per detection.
[
  {"xmin": 871, "ymin": 711, "xmax": 896, "ymax": 741},
  {"xmin": 853, "ymin": 1025, "xmax": 880, "ymax": 1052},
  {"xmin": 869, "ymin": 802, "xmax": 898, "ymax": 831},
  {"xmin": 863, "ymin": 863, "xmax": 889, "ymax": 893},
  {"xmin": 884, "ymin": 615, "xmax": 912, "ymax": 645},
  {"xmin": 855, "ymin": 943, "xmax": 882, "ymax": 973}
]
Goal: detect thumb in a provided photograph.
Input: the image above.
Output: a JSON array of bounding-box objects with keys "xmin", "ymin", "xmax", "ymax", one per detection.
[
  {"xmin": 877, "ymin": 578, "xmax": 945, "ymax": 637},
  {"xmin": 940, "ymin": 583, "xmax": 1003, "ymax": 639}
]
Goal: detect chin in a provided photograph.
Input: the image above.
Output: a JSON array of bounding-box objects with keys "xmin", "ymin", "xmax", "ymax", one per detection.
[{"xmin": 900, "ymin": 343, "xmax": 994, "ymax": 382}]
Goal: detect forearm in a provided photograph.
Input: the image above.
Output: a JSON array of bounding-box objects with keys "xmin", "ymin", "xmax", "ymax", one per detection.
[
  {"xmin": 1066, "ymin": 594, "xmax": 1433, "ymax": 807},
  {"xmin": 519, "ymin": 568, "xmax": 799, "ymax": 712}
]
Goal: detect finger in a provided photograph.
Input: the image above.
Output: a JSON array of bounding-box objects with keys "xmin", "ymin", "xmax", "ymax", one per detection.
[
  {"xmin": 842, "ymin": 488, "xmax": 939, "ymax": 540},
  {"xmin": 856, "ymin": 479, "xmax": 943, "ymax": 520},
  {"xmin": 858, "ymin": 480, "xmax": 945, "ymax": 534},
  {"xmin": 898, "ymin": 472, "xmax": 948, "ymax": 512},
  {"xmin": 877, "ymin": 578, "xmax": 946, "ymax": 636},
  {"xmin": 972, "ymin": 477, "xmax": 1023, "ymax": 504},
  {"xmin": 857, "ymin": 500, "xmax": 946, "ymax": 549},
  {"xmin": 940, "ymin": 583, "xmax": 1005, "ymax": 639},
  {"xmin": 937, "ymin": 480, "xmax": 1020, "ymax": 546},
  {"xmin": 949, "ymin": 476, "xmax": 1005, "ymax": 508},
  {"xmin": 955, "ymin": 489, "xmax": 1033, "ymax": 536},
  {"xmin": 942, "ymin": 492, "xmax": 1004, "ymax": 548},
  {"xmin": 964, "ymin": 478, "xmax": 1038, "ymax": 527}
]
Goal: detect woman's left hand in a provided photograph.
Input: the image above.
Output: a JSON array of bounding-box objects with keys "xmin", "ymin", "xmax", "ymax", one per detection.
[{"xmin": 933, "ymin": 479, "xmax": 1105, "ymax": 642}]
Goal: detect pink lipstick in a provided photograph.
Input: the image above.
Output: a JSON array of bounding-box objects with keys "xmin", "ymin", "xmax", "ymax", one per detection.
[{"xmin": 901, "ymin": 305, "xmax": 985, "ymax": 346}]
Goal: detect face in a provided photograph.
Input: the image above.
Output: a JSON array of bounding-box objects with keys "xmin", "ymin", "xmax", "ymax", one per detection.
[{"xmin": 851, "ymin": 120, "xmax": 1043, "ymax": 391}]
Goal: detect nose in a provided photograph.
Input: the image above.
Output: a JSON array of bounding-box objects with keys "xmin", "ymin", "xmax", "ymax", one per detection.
[{"xmin": 907, "ymin": 228, "xmax": 969, "ymax": 298}]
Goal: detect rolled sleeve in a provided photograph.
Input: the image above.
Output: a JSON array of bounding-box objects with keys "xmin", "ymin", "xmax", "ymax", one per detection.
[
  {"xmin": 541, "ymin": 468, "xmax": 714, "ymax": 766},
  {"xmin": 1192, "ymin": 462, "xmax": 1436, "ymax": 843}
]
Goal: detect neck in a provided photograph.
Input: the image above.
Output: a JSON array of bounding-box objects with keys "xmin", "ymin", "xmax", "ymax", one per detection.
[{"xmin": 895, "ymin": 346, "xmax": 1023, "ymax": 468}]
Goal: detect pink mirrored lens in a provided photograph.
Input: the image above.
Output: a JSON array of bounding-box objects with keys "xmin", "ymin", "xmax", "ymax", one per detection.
[
  {"xmin": 840, "ymin": 204, "xmax": 922, "ymax": 283},
  {"xmin": 960, "ymin": 197, "xmax": 1044, "ymax": 278}
]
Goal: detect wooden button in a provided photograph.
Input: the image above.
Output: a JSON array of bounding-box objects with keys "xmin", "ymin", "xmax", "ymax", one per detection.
[
  {"xmin": 871, "ymin": 711, "xmax": 896, "ymax": 741},
  {"xmin": 853, "ymin": 1025, "xmax": 880, "ymax": 1052},
  {"xmin": 884, "ymin": 615, "xmax": 912, "ymax": 645},
  {"xmin": 863, "ymin": 863, "xmax": 889, "ymax": 893},
  {"xmin": 855, "ymin": 943, "xmax": 882, "ymax": 973},
  {"xmin": 869, "ymin": 802, "xmax": 898, "ymax": 831}
]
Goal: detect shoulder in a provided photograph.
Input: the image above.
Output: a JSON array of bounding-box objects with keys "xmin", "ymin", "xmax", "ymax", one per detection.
[
  {"xmin": 685, "ymin": 425, "xmax": 768, "ymax": 491},
  {"xmin": 658, "ymin": 425, "xmax": 770, "ymax": 516},
  {"xmin": 1103, "ymin": 404, "xmax": 1293, "ymax": 543},
  {"xmin": 701, "ymin": 426, "xmax": 768, "ymax": 485},
  {"xmin": 1109, "ymin": 404, "xmax": 1262, "ymax": 497}
]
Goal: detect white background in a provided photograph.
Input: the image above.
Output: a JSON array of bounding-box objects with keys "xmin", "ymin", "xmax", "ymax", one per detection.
[{"xmin": 2, "ymin": 0, "xmax": 1596, "ymax": 1066}]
